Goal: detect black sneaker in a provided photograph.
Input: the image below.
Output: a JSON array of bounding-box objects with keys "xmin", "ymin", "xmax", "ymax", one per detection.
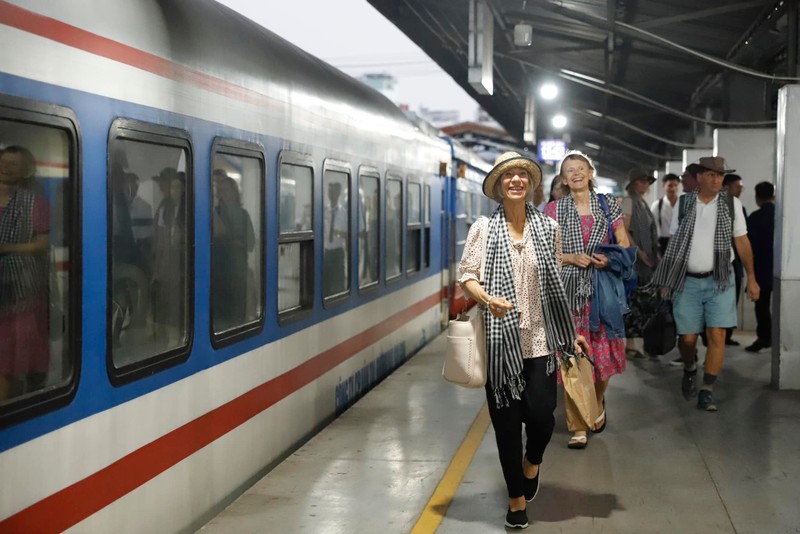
[
  {"xmin": 505, "ymin": 508, "xmax": 529, "ymax": 529},
  {"xmin": 745, "ymin": 339, "xmax": 771, "ymax": 353},
  {"xmin": 670, "ymin": 351, "xmax": 699, "ymax": 367},
  {"xmin": 524, "ymin": 472, "xmax": 539, "ymax": 502},
  {"xmin": 681, "ymin": 369, "xmax": 697, "ymax": 399},
  {"xmin": 697, "ymin": 390, "xmax": 718, "ymax": 411},
  {"xmin": 725, "ymin": 339, "xmax": 740, "ymax": 346}
]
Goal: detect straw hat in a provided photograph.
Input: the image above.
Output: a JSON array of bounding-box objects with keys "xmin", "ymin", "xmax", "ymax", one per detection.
[{"xmin": 482, "ymin": 151, "xmax": 542, "ymax": 201}]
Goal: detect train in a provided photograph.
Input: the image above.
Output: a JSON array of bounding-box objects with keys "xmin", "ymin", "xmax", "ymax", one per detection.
[{"xmin": 0, "ymin": 1, "xmax": 495, "ymax": 532}]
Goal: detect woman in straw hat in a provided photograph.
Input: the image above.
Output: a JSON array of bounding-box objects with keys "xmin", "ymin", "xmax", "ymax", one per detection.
[
  {"xmin": 544, "ymin": 150, "xmax": 632, "ymax": 450},
  {"xmin": 459, "ymin": 151, "xmax": 589, "ymax": 529}
]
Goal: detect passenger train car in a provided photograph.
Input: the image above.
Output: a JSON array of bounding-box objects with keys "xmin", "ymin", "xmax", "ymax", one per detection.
[{"xmin": 0, "ymin": 1, "xmax": 495, "ymax": 532}]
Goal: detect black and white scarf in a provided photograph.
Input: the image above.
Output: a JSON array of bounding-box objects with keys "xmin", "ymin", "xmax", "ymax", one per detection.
[
  {"xmin": 652, "ymin": 192, "xmax": 733, "ymax": 295},
  {"xmin": 484, "ymin": 203, "xmax": 578, "ymax": 408},
  {"xmin": 0, "ymin": 188, "xmax": 47, "ymax": 312},
  {"xmin": 554, "ymin": 192, "xmax": 610, "ymax": 312}
]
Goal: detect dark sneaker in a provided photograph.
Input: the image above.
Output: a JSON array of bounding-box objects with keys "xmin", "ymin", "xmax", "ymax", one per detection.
[
  {"xmin": 745, "ymin": 339, "xmax": 771, "ymax": 353},
  {"xmin": 725, "ymin": 339, "xmax": 740, "ymax": 346},
  {"xmin": 505, "ymin": 508, "xmax": 529, "ymax": 529},
  {"xmin": 697, "ymin": 390, "xmax": 718, "ymax": 411},
  {"xmin": 681, "ymin": 369, "xmax": 697, "ymax": 400},
  {"xmin": 524, "ymin": 472, "xmax": 539, "ymax": 502},
  {"xmin": 669, "ymin": 356, "xmax": 683, "ymax": 367}
]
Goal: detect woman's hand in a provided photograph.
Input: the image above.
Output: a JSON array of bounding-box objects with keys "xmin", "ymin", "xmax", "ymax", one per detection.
[
  {"xmin": 486, "ymin": 295, "xmax": 513, "ymax": 318},
  {"xmin": 574, "ymin": 335, "xmax": 591, "ymax": 356},
  {"xmin": 567, "ymin": 253, "xmax": 594, "ymax": 268},
  {"xmin": 638, "ymin": 250, "xmax": 654, "ymax": 268},
  {"xmin": 591, "ymin": 252, "xmax": 608, "ymax": 269}
]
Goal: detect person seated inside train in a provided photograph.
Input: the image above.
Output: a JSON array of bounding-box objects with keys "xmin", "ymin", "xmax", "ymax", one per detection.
[
  {"xmin": 0, "ymin": 145, "xmax": 51, "ymax": 401},
  {"xmin": 212, "ymin": 172, "xmax": 255, "ymax": 330}
]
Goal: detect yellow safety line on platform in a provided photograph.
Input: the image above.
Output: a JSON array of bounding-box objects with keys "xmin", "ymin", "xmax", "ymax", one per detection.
[{"xmin": 410, "ymin": 403, "xmax": 491, "ymax": 534}]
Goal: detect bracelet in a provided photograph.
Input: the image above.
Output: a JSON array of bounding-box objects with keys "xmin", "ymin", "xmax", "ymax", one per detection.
[{"xmin": 485, "ymin": 296, "xmax": 494, "ymax": 307}]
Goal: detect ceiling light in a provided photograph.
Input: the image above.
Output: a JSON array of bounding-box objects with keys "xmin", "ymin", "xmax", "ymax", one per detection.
[
  {"xmin": 552, "ymin": 114, "xmax": 567, "ymax": 129},
  {"xmin": 540, "ymin": 83, "xmax": 558, "ymax": 100},
  {"xmin": 514, "ymin": 24, "xmax": 532, "ymax": 47}
]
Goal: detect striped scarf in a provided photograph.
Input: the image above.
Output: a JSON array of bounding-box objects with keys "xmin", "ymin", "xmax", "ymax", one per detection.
[
  {"xmin": 652, "ymin": 192, "xmax": 733, "ymax": 295},
  {"xmin": 484, "ymin": 203, "xmax": 578, "ymax": 408},
  {"xmin": 554, "ymin": 192, "xmax": 609, "ymax": 312},
  {"xmin": 0, "ymin": 188, "xmax": 47, "ymax": 312}
]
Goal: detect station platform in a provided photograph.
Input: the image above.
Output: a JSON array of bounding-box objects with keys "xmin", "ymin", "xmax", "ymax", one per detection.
[{"xmin": 199, "ymin": 330, "xmax": 800, "ymax": 533}]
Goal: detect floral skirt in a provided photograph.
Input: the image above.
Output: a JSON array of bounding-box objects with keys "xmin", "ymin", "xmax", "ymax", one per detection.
[{"xmin": 558, "ymin": 303, "xmax": 626, "ymax": 384}]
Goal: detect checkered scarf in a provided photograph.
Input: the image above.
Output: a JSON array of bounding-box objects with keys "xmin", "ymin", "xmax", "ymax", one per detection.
[
  {"xmin": 652, "ymin": 192, "xmax": 733, "ymax": 295},
  {"xmin": 554, "ymin": 192, "xmax": 612, "ymax": 311},
  {"xmin": 484, "ymin": 203, "xmax": 578, "ymax": 408},
  {"xmin": 0, "ymin": 188, "xmax": 47, "ymax": 311}
]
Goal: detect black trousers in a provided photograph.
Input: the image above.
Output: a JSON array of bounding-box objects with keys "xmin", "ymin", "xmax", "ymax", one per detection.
[
  {"xmin": 485, "ymin": 357, "xmax": 557, "ymax": 499},
  {"xmin": 755, "ymin": 287, "xmax": 772, "ymax": 344}
]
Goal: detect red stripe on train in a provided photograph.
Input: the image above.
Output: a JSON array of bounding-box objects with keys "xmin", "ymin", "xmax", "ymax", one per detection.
[
  {"xmin": 0, "ymin": 293, "xmax": 440, "ymax": 533},
  {"xmin": 0, "ymin": 1, "xmax": 278, "ymax": 108}
]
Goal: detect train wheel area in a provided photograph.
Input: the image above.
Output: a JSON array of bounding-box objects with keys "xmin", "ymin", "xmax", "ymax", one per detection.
[{"xmin": 199, "ymin": 328, "xmax": 800, "ymax": 534}]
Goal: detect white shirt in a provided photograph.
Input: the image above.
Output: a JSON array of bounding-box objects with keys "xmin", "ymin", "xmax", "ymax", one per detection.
[
  {"xmin": 650, "ymin": 196, "xmax": 676, "ymax": 238},
  {"xmin": 669, "ymin": 193, "xmax": 747, "ymax": 272},
  {"xmin": 324, "ymin": 201, "xmax": 348, "ymax": 250}
]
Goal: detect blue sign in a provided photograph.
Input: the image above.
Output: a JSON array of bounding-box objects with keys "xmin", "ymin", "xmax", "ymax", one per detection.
[{"xmin": 538, "ymin": 139, "xmax": 567, "ymax": 162}]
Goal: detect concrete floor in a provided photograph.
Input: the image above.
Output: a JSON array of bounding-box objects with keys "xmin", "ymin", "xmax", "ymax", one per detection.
[{"xmin": 200, "ymin": 330, "xmax": 800, "ymax": 534}]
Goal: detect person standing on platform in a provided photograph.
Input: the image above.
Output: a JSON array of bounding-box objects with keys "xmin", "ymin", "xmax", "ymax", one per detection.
[
  {"xmin": 653, "ymin": 157, "xmax": 759, "ymax": 412},
  {"xmin": 722, "ymin": 174, "xmax": 746, "ymax": 346},
  {"xmin": 651, "ymin": 173, "xmax": 681, "ymax": 256},
  {"xmin": 621, "ymin": 168, "xmax": 659, "ymax": 359},
  {"xmin": 544, "ymin": 151, "xmax": 632, "ymax": 450},
  {"xmin": 745, "ymin": 182, "xmax": 775, "ymax": 353},
  {"xmin": 459, "ymin": 151, "xmax": 589, "ymax": 530}
]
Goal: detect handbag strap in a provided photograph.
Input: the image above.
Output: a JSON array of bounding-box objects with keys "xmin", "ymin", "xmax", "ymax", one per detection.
[
  {"xmin": 478, "ymin": 216, "xmax": 489, "ymax": 283},
  {"xmin": 597, "ymin": 193, "xmax": 616, "ymax": 245}
]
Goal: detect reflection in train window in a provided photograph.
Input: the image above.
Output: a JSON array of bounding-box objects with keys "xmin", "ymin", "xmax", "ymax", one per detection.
[
  {"xmin": 0, "ymin": 119, "xmax": 74, "ymax": 413},
  {"xmin": 323, "ymin": 168, "xmax": 350, "ymax": 299},
  {"xmin": 211, "ymin": 149, "xmax": 263, "ymax": 338},
  {"xmin": 108, "ymin": 134, "xmax": 191, "ymax": 373},
  {"xmin": 406, "ymin": 181, "xmax": 421, "ymax": 273},
  {"xmin": 278, "ymin": 160, "xmax": 313, "ymax": 314},
  {"xmin": 423, "ymin": 185, "xmax": 431, "ymax": 269},
  {"xmin": 358, "ymin": 172, "xmax": 379, "ymax": 289},
  {"xmin": 385, "ymin": 176, "xmax": 402, "ymax": 280}
]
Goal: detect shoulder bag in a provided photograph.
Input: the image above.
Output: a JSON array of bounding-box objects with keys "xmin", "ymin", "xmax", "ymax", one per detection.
[{"xmin": 443, "ymin": 217, "xmax": 488, "ymax": 388}]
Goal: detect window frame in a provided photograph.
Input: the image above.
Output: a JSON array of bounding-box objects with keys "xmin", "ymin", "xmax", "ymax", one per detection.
[
  {"xmin": 384, "ymin": 172, "xmax": 404, "ymax": 283},
  {"xmin": 321, "ymin": 159, "xmax": 352, "ymax": 307},
  {"xmin": 423, "ymin": 184, "xmax": 432, "ymax": 269},
  {"xmin": 405, "ymin": 177, "xmax": 422, "ymax": 275},
  {"xmin": 276, "ymin": 150, "xmax": 315, "ymax": 324},
  {"xmin": 357, "ymin": 165, "xmax": 380, "ymax": 292},
  {"xmin": 0, "ymin": 95, "xmax": 82, "ymax": 427},
  {"xmin": 106, "ymin": 118, "xmax": 194, "ymax": 386},
  {"xmin": 209, "ymin": 138, "xmax": 266, "ymax": 348}
]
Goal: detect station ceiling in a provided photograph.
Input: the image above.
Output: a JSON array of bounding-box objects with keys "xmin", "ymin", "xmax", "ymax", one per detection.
[{"xmin": 367, "ymin": 0, "xmax": 797, "ymax": 179}]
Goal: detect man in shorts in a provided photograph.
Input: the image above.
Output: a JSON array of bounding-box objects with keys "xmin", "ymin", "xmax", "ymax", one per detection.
[{"xmin": 652, "ymin": 157, "xmax": 759, "ymax": 411}]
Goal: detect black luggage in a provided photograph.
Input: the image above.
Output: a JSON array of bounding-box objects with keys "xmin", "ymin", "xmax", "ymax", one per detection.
[{"xmin": 643, "ymin": 299, "xmax": 677, "ymax": 356}]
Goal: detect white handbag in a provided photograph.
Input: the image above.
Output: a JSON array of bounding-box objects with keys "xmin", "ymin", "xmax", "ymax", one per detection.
[{"xmin": 443, "ymin": 218, "xmax": 488, "ymax": 388}]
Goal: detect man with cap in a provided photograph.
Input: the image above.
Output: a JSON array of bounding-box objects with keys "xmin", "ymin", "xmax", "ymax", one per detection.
[
  {"xmin": 620, "ymin": 167, "xmax": 659, "ymax": 358},
  {"xmin": 653, "ymin": 157, "xmax": 759, "ymax": 412}
]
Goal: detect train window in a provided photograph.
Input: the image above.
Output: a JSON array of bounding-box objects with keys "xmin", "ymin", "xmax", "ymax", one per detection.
[
  {"xmin": 323, "ymin": 166, "xmax": 350, "ymax": 300},
  {"xmin": 423, "ymin": 185, "xmax": 431, "ymax": 269},
  {"xmin": 406, "ymin": 181, "xmax": 421, "ymax": 274},
  {"xmin": 471, "ymin": 193, "xmax": 481, "ymax": 221},
  {"xmin": 278, "ymin": 155, "xmax": 313, "ymax": 317},
  {"xmin": 385, "ymin": 176, "xmax": 402, "ymax": 280},
  {"xmin": 0, "ymin": 105, "xmax": 78, "ymax": 423},
  {"xmin": 108, "ymin": 121, "xmax": 193, "ymax": 382},
  {"xmin": 210, "ymin": 143, "xmax": 264, "ymax": 344},
  {"xmin": 457, "ymin": 189, "xmax": 468, "ymax": 220},
  {"xmin": 358, "ymin": 169, "xmax": 379, "ymax": 289}
]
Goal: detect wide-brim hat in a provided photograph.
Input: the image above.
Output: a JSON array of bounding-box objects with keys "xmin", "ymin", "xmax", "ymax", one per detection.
[
  {"xmin": 482, "ymin": 151, "xmax": 542, "ymax": 201},
  {"xmin": 626, "ymin": 167, "xmax": 656, "ymax": 188},
  {"xmin": 697, "ymin": 156, "xmax": 735, "ymax": 174}
]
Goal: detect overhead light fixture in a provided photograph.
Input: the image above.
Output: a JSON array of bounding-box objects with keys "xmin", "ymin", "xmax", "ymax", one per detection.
[
  {"xmin": 513, "ymin": 23, "xmax": 532, "ymax": 46},
  {"xmin": 540, "ymin": 83, "xmax": 558, "ymax": 100},
  {"xmin": 552, "ymin": 114, "xmax": 567, "ymax": 129},
  {"xmin": 584, "ymin": 142, "xmax": 601, "ymax": 150}
]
